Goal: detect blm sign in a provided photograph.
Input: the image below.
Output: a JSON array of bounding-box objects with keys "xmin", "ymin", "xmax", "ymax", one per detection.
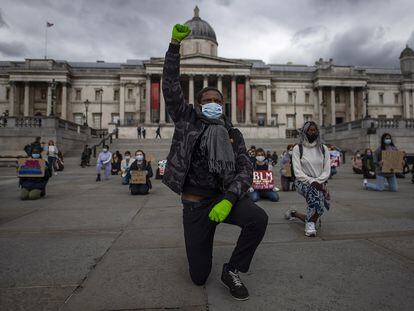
[{"xmin": 252, "ymin": 170, "xmax": 274, "ymax": 190}]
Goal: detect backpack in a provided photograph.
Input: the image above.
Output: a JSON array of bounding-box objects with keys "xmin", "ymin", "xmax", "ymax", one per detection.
[
  {"xmin": 24, "ymin": 144, "xmax": 31, "ymax": 156},
  {"xmin": 291, "ymin": 144, "xmax": 326, "ymax": 179}
]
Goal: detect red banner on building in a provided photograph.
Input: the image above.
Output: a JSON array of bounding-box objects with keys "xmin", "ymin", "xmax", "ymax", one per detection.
[
  {"xmin": 151, "ymin": 82, "xmax": 159, "ymax": 110},
  {"xmin": 252, "ymin": 170, "xmax": 274, "ymax": 190},
  {"xmin": 237, "ymin": 83, "xmax": 245, "ymax": 112}
]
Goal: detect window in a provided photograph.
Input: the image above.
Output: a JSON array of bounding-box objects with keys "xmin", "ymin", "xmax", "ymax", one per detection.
[
  {"xmin": 95, "ymin": 90, "xmax": 101, "ymax": 101},
  {"xmin": 128, "ymin": 89, "xmax": 133, "ymax": 100},
  {"xmin": 41, "ymin": 89, "xmax": 47, "ymax": 100},
  {"xmin": 114, "ymin": 89, "xmax": 119, "ymax": 101},
  {"xmin": 93, "ymin": 113, "xmax": 101, "ymax": 128},
  {"xmin": 379, "ymin": 93, "xmax": 384, "ymax": 105},
  {"xmin": 271, "ymin": 91, "xmax": 276, "ymax": 102},
  {"xmin": 271, "ymin": 114, "xmax": 278, "ymax": 126},
  {"xmin": 286, "ymin": 114, "xmax": 294, "ymax": 129},
  {"xmin": 335, "ymin": 93, "xmax": 340, "ymax": 103},
  {"xmin": 6, "ymin": 87, "xmax": 9, "ymax": 100},
  {"xmin": 304, "ymin": 114, "xmax": 313, "ymax": 122},
  {"xmin": 394, "ymin": 94, "xmax": 399, "ymax": 105},
  {"xmin": 75, "ymin": 89, "xmax": 81, "ymax": 101},
  {"xmin": 393, "ymin": 115, "xmax": 402, "ymax": 119},
  {"xmin": 288, "ymin": 92, "xmax": 293, "ymax": 104},
  {"xmin": 258, "ymin": 90, "xmax": 264, "ymax": 101},
  {"xmin": 378, "ymin": 115, "xmax": 386, "ymax": 119},
  {"xmin": 73, "ymin": 113, "xmax": 83, "ymax": 125},
  {"xmin": 305, "ymin": 92, "xmax": 310, "ymax": 104}
]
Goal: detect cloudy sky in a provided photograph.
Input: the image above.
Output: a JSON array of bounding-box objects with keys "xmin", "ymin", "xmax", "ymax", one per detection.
[{"xmin": 0, "ymin": 0, "xmax": 413, "ymax": 67}]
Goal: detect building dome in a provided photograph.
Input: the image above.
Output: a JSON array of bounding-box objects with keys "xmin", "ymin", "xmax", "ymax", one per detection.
[
  {"xmin": 184, "ymin": 6, "xmax": 217, "ymax": 45},
  {"xmin": 399, "ymin": 45, "xmax": 414, "ymax": 59}
]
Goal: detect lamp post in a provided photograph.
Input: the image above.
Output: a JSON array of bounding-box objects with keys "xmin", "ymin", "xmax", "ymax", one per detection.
[
  {"xmin": 292, "ymin": 90, "xmax": 297, "ymax": 136},
  {"xmin": 50, "ymin": 79, "xmax": 57, "ymax": 116},
  {"xmin": 364, "ymin": 86, "xmax": 369, "ymax": 119},
  {"xmin": 84, "ymin": 99, "xmax": 89, "ymax": 126}
]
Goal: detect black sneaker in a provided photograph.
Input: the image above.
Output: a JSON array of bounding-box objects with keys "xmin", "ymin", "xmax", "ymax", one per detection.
[
  {"xmin": 221, "ymin": 264, "xmax": 249, "ymax": 301},
  {"xmin": 96, "ymin": 174, "xmax": 101, "ymax": 182}
]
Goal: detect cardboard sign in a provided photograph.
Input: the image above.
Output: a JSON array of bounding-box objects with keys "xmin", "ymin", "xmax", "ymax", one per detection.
[
  {"xmin": 283, "ymin": 163, "xmax": 292, "ymax": 177},
  {"xmin": 382, "ymin": 151, "xmax": 404, "ymax": 173},
  {"xmin": 130, "ymin": 170, "xmax": 146, "ymax": 184},
  {"xmin": 252, "ymin": 170, "xmax": 274, "ymax": 190},
  {"xmin": 17, "ymin": 158, "xmax": 45, "ymax": 177}
]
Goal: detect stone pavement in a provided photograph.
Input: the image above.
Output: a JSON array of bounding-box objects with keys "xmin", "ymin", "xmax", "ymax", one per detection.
[{"xmin": 0, "ymin": 157, "xmax": 413, "ymax": 311}]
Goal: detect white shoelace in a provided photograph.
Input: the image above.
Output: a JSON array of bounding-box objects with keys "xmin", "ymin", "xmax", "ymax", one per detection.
[{"xmin": 229, "ymin": 271, "xmax": 242, "ymax": 287}]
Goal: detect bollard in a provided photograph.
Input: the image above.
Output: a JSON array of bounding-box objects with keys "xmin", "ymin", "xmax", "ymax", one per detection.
[{"xmin": 93, "ymin": 146, "xmax": 96, "ymax": 158}]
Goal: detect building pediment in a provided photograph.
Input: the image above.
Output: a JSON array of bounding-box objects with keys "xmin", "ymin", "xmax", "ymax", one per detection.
[{"xmin": 147, "ymin": 54, "xmax": 250, "ymax": 68}]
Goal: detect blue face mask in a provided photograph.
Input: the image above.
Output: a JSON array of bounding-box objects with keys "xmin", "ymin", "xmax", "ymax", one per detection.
[
  {"xmin": 32, "ymin": 153, "xmax": 41, "ymax": 159},
  {"xmin": 201, "ymin": 102, "xmax": 222, "ymax": 119},
  {"xmin": 384, "ymin": 139, "xmax": 392, "ymax": 145}
]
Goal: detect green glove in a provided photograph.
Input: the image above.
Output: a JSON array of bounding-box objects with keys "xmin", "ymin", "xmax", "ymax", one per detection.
[
  {"xmin": 172, "ymin": 24, "xmax": 191, "ymax": 42},
  {"xmin": 208, "ymin": 199, "xmax": 232, "ymax": 223}
]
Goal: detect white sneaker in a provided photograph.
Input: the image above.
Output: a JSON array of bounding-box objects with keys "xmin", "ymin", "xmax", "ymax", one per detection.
[
  {"xmin": 284, "ymin": 210, "xmax": 296, "ymax": 220},
  {"xmin": 363, "ymin": 179, "xmax": 367, "ymax": 188},
  {"xmin": 305, "ymin": 222, "xmax": 317, "ymax": 237},
  {"xmin": 54, "ymin": 172, "xmax": 58, "ymax": 176}
]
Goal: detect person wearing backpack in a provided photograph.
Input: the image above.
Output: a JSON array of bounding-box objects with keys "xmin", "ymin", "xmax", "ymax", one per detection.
[{"xmin": 284, "ymin": 121, "xmax": 331, "ymax": 237}]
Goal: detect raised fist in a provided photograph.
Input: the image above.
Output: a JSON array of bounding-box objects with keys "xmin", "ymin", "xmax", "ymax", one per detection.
[{"xmin": 172, "ymin": 24, "xmax": 191, "ymax": 42}]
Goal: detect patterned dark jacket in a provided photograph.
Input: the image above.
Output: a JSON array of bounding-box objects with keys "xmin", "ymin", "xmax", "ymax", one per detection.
[{"xmin": 161, "ymin": 43, "xmax": 252, "ymax": 205}]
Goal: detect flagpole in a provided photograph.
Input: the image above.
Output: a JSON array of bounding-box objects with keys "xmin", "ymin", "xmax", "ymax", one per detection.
[{"xmin": 44, "ymin": 23, "xmax": 48, "ymax": 59}]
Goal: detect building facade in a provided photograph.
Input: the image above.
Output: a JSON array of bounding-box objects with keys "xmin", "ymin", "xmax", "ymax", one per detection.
[{"xmin": 1, "ymin": 6, "xmax": 414, "ymax": 138}]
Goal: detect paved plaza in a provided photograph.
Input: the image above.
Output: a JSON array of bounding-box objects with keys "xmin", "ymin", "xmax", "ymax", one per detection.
[{"xmin": 0, "ymin": 155, "xmax": 414, "ymax": 311}]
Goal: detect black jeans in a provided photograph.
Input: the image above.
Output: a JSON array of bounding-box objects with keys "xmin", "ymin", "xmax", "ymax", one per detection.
[
  {"xmin": 182, "ymin": 195, "xmax": 268, "ymax": 286},
  {"xmin": 130, "ymin": 184, "xmax": 149, "ymax": 195}
]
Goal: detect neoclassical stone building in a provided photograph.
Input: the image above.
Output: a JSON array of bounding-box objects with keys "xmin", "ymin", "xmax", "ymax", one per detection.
[{"xmin": 0, "ymin": 6, "xmax": 413, "ymax": 138}]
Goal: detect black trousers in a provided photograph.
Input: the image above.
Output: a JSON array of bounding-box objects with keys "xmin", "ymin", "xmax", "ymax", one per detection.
[
  {"xmin": 182, "ymin": 195, "xmax": 268, "ymax": 286},
  {"xmin": 130, "ymin": 184, "xmax": 149, "ymax": 195}
]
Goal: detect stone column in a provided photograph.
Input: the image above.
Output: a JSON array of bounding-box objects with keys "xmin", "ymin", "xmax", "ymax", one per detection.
[
  {"xmin": 8, "ymin": 82, "xmax": 16, "ymax": 116},
  {"xmin": 318, "ymin": 88, "xmax": 323, "ymax": 126},
  {"xmin": 135, "ymin": 83, "xmax": 141, "ymax": 122},
  {"xmin": 145, "ymin": 75, "xmax": 151, "ymax": 124},
  {"xmin": 312, "ymin": 89, "xmax": 318, "ymax": 122},
  {"xmin": 24, "ymin": 82, "xmax": 30, "ymax": 117},
  {"xmin": 231, "ymin": 76, "xmax": 237, "ymax": 124},
  {"xmin": 404, "ymin": 90, "xmax": 410, "ymax": 118},
  {"xmin": 362, "ymin": 89, "xmax": 367, "ymax": 118},
  {"xmin": 189, "ymin": 75, "xmax": 194, "ymax": 105},
  {"xmin": 217, "ymin": 75, "xmax": 223, "ymax": 94},
  {"xmin": 330, "ymin": 87, "xmax": 336, "ymax": 125},
  {"xmin": 160, "ymin": 77, "xmax": 166, "ymax": 124},
  {"xmin": 120, "ymin": 83, "xmax": 125, "ymax": 125},
  {"xmin": 203, "ymin": 75, "xmax": 208, "ymax": 88},
  {"xmin": 245, "ymin": 77, "xmax": 251, "ymax": 124},
  {"xmin": 46, "ymin": 84, "xmax": 52, "ymax": 116},
  {"xmin": 61, "ymin": 83, "xmax": 67, "ymax": 120},
  {"xmin": 266, "ymin": 85, "xmax": 272, "ymax": 126},
  {"xmin": 350, "ymin": 87, "xmax": 355, "ymax": 121}
]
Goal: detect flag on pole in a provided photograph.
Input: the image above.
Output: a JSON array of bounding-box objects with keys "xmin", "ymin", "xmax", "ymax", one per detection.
[{"xmin": 46, "ymin": 22, "xmax": 54, "ymax": 27}]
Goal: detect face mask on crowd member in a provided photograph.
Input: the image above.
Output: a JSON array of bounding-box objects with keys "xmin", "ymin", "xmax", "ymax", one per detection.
[
  {"xmin": 125, "ymin": 152, "xmax": 131, "ymax": 160},
  {"xmin": 136, "ymin": 153, "xmax": 144, "ymax": 161},
  {"xmin": 384, "ymin": 138, "xmax": 392, "ymax": 145},
  {"xmin": 256, "ymin": 155, "xmax": 265, "ymax": 162},
  {"xmin": 103, "ymin": 148, "xmax": 108, "ymax": 153},
  {"xmin": 32, "ymin": 153, "xmax": 41, "ymax": 159},
  {"xmin": 199, "ymin": 89, "xmax": 224, "ymax": 119}
]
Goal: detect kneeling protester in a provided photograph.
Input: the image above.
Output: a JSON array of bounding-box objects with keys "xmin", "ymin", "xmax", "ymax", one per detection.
[{"xmin": 129, "ymin": 150, "xmax": 152, "ymax": 195}]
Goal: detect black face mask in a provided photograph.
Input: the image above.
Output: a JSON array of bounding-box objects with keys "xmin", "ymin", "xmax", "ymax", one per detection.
[{"xmin": 306, "ymin": 132, "xmax": 318, "ymax": 143}]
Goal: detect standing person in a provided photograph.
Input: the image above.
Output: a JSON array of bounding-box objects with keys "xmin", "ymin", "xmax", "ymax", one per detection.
[
  {"xmin": 364, "ymin": 133, "xmax": 400, "ymax": 191},
  {"xmin": 161, "ymin": 24, "xmax": 268, "ymax": 301},
  {"xmin": 96, "ymin": 145, "xmax": 112, "ymax": 181},
  {"xmin": 285, "ymin": 121, "xmax": 330, "ymax": 237},
  {"xmin": 25, "ymin": 137, "xmax": 42, "ymax": 156},
  {"xmin": 46, "ymin": 140, "xmax": 59, "ymax": 176},
  {"xmin": 280, "ymin": 145, "xmax": 294, "ymax": 191},
  {"xmin": 129, "ymin": 150, "xmax": 153, "ymax": 194},
  {"xmin": 137, "ymin": 126, "xmax": 142, "ymax": 139},
  {"xmin": 19, "ymin": 145, "xmax": 52, "ymax": 200},
  {"xmin": 155, "ymin": 125, "xmax": 162, "ymax": 139},
  {"xmin": 362, "ymin": 148, "xmax": 376, "ymax": 182},
  {"xmin": 121, "ymin": 151, "xmax": 134, "ymax": 185},
  {"xmin": 142, "ymin": 127, "xmax": 146, "ymax": 139},
  {"xmin": 249, "ymin": 148, "xmax": 279, "ymax": 202}
]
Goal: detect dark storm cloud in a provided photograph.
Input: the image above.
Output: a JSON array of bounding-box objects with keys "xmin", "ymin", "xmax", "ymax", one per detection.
[
  {"xmin": 0, "ymin": 41, "xmax": 28, "ymax": 57},
  {"xmin": 0, "ymin": 0, "xmax": 412, "ymax": 67}
]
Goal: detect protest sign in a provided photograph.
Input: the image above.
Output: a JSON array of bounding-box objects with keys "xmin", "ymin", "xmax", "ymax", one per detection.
[
  {"xmin": 130, "ymin": 170, "xmax": 146, "ymax": 184},
  {"xmin": 381, "ymin": 151, "xmax": 404, "ymax": 173},
  {"xmin": 17, "ymin": 158, "xmax": 45, "ymax": 177},
  {"xmin": 252, "ymin": 170, "xmax": 274, "ymax": 190}
]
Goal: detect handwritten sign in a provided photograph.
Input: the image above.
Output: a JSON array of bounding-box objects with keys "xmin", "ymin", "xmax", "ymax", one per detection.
[
  {"xmin": 382, "ymin": 151, "xmax": 404, "ymax": 173},
  {"xmin": 252, "ymin": 170, "xmax": 274, "ymax": 190},
  {"xmin": 130, "ymin": 170, "xmax": 146, "ymax": 184},
  {"xmin": 17, "ymin": 159, "xmax": 45, "ymax": 177},
  {"xmin": 282, "ymin": 163, "xmax": 292, "ymax": 177}
]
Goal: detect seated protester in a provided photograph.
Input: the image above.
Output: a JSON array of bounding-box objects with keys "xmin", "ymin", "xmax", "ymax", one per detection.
[
  {"xmin": 19, "ymin": 146, "xmax": 52, "ymax": 200},
  {"xmin": 271, "ymin": 151, "xmax": 278, "ymax": 166},
  {"xmin": 111, "ymin": 151, "xmax": 122, "ymax": 175},
  {"xmin": 129, "ymin": 150, "xmax": 153, "ymax": 195},
  {"xmin": 265, "ymin": 150, "xmax": 272, "ymax": 163},
  {"xmin": 247, "ymin": 147, "xmax": 256, "ymax": 165},
  {"xmin": 352, "ymin": 150, "xmax": 363, "ymax": 174},
  {"xmin": 80, "ymin": 145, "xmax": 90, "ymax": 168},
  {"xmin": 285, "ymin": 121, "xmax": 331, "ymax": 237},
  {"xmin": 362, "ymin": 148, "xmax": 376, "ymax": 181},
  {"xmin": 120, "ymin": 151, "xmax": 134, "ymax": 185},
  {"xmin": 249, "ymin": 148, "xmax": 279, "ymax": 202},
  {"xmin": 329, "ymin": 145, "xmax": 340, "ymax": 178},
  {"xmin": 280, "ymin": 144, "xmax": 294, "ymax": 191}
]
